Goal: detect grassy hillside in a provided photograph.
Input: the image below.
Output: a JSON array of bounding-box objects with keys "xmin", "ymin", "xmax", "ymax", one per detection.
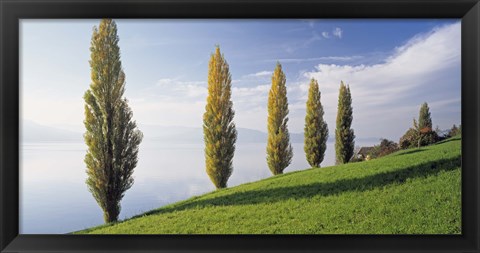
[{"xmin": 78, "ymin": 136, "xmax": 461, "ymax": 234}]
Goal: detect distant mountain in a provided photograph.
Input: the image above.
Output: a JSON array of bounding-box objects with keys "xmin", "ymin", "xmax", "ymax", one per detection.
[
  {"xmin": 237, "ymin": 128, "xmax": 305, "ymax": 143},
  {"xmin": 22, "ymin": 120, "xmax": 379, "ymax": 144},
  {"xmin": 22, "ymin": 120, "xmax": 83, "ymax": 142},
  {"xmin": 355, "ymin": 137, "xmax": 384, "ymax": 143},
  {"xmin": 141, "ymin": 124, "xmax": 304, "ymax": 144},
  {"xmin": 236, "ymin": 127, "xmax": 266, "ymax": 143}
]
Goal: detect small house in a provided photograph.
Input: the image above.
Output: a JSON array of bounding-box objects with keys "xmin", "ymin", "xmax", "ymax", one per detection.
[{"xmin": 354, "ymin": 147, "xmax": 374, "ymax": 161}]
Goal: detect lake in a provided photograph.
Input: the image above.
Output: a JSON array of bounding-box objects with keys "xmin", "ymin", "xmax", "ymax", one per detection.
[{"xmin": 20, "ymin": 140, "xmax": 374, "ymax": 234}]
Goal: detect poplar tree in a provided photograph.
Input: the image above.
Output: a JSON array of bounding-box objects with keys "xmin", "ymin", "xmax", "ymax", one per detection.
[
  {"xmin": 418, "ymin": 102, "xmax": 432, "ymax": 129},
  {"xmin": 267, "ymin": 62, "xmax": 293, "ymax": 175},
  {"xmin": 304, "ymin": 78, "xmax": 328, "ymax": 168},
  {"xmin": 84, "ymin": 19, "xmax": 143, "ymax": 223},
  {"xmin": 203, "ymin": 46, "xmax": 237, "ymax": 189},
  {"xmin": 335, "ymin": 81, "xmax": 355, "ymax": 164}
]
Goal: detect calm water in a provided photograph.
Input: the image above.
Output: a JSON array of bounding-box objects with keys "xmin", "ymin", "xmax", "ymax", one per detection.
[{"xmin": 20, "ymin": 140, "xmax": 373, "ymax": 234}]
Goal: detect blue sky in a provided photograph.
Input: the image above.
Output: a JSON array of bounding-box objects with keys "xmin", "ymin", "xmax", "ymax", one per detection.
[{"xmin": 20, "ymin": 19, "xmax": 461, "ymax": 141}]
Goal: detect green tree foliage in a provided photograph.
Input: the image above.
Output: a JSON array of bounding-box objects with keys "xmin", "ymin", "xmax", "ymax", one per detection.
[
  {"xmin": 418, "ymin": 102, "xmax": 432, "ymax": 129},
  {"xmin": 416, "ymin": 124, "xmax": 438, "ymax": 148},
  {"xmin": 304, "ymin": 78, "xmax": 329, "ymax": 168},
  {"xmin": 203, "ymin": 46, "xmax": 237, "ymax": 189},
  {"xmin": 267, "ymin": 62, "xmax": 293, "ymax": 175},
  {"xmin": 449, "ymin": 124, "xmax": 460, "ymax": 137},
  {"xmin": 335, "ymin": 81, "xmax": 355, "ymax": 164},
  {"xmin": 368, "ymin": 139, "xmax": 399, "ymax": 159},
  {"xmin": 399, "ymin": 124, "xmax": 418, "ymax": 149},
  {"xmin": 84, "ymin": 19, "xmax": 143, "ymax": 223},
  {"xmin": 399, "ymin": 103, "xmax": 439, "ymax": 149}
]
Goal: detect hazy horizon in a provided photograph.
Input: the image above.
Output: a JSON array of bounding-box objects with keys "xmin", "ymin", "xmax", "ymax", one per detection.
[
  {"xmin": 21, "ymin": 19, "xmax": 461, "ymax": 142},
  {"xmin": 19, "ymin": 19, "xmax": 462, "ymax": 234}
]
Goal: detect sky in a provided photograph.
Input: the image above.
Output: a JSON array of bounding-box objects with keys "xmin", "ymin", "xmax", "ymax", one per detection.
[{"xmin": 20, "ymin": 19, "xmax": 461, "ymax": 141}]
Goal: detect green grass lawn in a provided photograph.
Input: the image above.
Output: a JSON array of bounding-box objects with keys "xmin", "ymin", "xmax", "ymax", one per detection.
[{"xmin": 78, "ymin": 136, "xmax": 461, "ymax": 234}]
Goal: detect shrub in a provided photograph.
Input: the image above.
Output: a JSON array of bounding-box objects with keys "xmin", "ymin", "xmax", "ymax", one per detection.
[
  {"xmin": 399, "ymin": 127, "xmax": 438, "ymax": 150},
  {"xmin": 399, "ymin": 128, "xmax": 418, "ymax": 149},
  {"xmin": 399, "ymin": 103, "xmax": 440, "ymax": 150},
  {"xmin": 449, "ymin": 124, "xmax": 460, "ymax": 137},
  {"xmin": 419, "ymin": 127, "xmax": 439, "ymax": 146},
  {"xmin": 368, "ymin": 139, "xmax": 399, "ymax": 159}
]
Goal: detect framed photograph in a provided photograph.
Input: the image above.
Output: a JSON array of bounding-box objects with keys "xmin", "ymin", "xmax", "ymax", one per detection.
[{"xmin": 1, "ymin": 0, "xmax": 479, "ymax": 252}]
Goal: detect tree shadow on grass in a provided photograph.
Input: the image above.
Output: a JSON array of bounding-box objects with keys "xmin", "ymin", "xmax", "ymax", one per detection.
[
  {"xmin": 140, "ymin": 156, "xmax": 461, "ymax": 218},
  {"xmin": 393, "ymin": 148, "xmax": 426, "ymax": 156},
  {"xmin": 435, "ymin": 137, "xmax": 461, "ymax": 145}
]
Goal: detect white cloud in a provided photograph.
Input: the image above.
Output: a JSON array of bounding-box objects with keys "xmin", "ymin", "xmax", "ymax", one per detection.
[
  {"xmin": 233, "ymin": 84, "xmax": 270, "ymax": 96},
  {"xmin": 244, "ymin": 71, "xmax": 272, "ymax": 78},
  {"xmin": 132, "ymin": 78, "xmax": 270, "ymax": 128},
  {"xmin": 283, "ymin": 32, "xmax": 322, "ymax": 53},
  {"xmin": 231, "ymin": 84, "xmax": 270, "ymax": 131},
  {"xmin": 129, "ymin": 99, "xmax": 206, "ymax": 127},
  {"xmin": 120, "ymin": 78, "xmax": 208, "ymax": 126},
  {"xmin": 154, "ymin": 78, "xmax": 207, "ymax": 99},
  {"xmin": 131, "ymin": 82, "xmax": 272, "ymax": 131},
  {"xmin": 321, "ymin": 27, "xmax": 343, "ymax": 40},
  {"xmin": 333, "ymin": 27, "xmax": 343, "ymax": 38},
  {"xmin": 272, "ymin": 55, "xmax": 363, "ymax": 64},
  {"xmin": 301, "ymin": 22, "xmax": 461, "ymax": 139},
  {"xmin": 21, "ymin": 22, "xmax": 461, "ymax": 141},
  {"xmin": 106, "ymin": 22, "xmax": 462, "ymax": 135}
]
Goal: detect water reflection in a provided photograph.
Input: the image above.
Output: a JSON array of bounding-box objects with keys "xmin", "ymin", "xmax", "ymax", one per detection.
[{"xmin": 20, "ymin": 140, "xmax": 367, "ymax": 234}]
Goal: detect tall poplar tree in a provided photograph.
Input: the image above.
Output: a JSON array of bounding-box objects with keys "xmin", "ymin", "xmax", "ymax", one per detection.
[
  {"xmin": 267, "ymin": 62, "xmax": 293, "ymax": 175},
  {"xmin": 84, "ymin": 19, "xmax": 143, "ymax": 223},
  {"xmin": 418, "ymin": 102, "xmax": 432, "ymax": 129},
  {"xmin": 335, "ymin": 81, "xmax": 355, "ymax": 164},
  {"xmin": 304, "ymin": 78, "xmax": 328, "ymax": 168},
  {"xmin": 203, "ymin": 46, "xmax": 237, "ymax": 189}
]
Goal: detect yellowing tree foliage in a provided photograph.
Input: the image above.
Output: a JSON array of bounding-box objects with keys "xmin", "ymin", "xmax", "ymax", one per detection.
[
  {"xmin": 304, "ymin": 78, "xmax": 328, "ymax": 168},
  {"xmin": 335, "ymin": 81, "xmax": 355, "ymax": 164},
  {"xmin": 84, "ymin": 19, "xmax": 143, "ymax": 223},
  {"xmin": 267, "ymin": 62, "xmax": 293, "ymax": 175},
  {"xmin": 203, "ymin": 46, "xmax": 237, "ymax": 189}
]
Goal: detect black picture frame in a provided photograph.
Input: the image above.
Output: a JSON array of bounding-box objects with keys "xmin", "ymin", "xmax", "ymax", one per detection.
[{"xmin": 1, "ymin": 0, "xmax": 479, "ymax": 252}]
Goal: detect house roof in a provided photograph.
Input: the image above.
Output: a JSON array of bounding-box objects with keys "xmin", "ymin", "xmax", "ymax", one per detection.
[{"xmin": 357, "ymin": 147, "xmax": 374, "ymax": 156}]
